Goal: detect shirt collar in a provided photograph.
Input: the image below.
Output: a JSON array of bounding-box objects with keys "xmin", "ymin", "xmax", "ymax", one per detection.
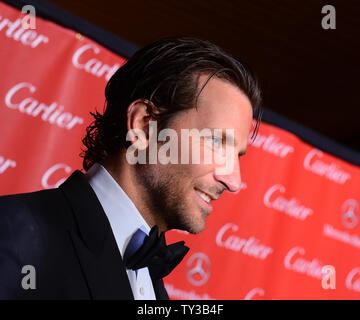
[{"xmin": 85, "ymin": 162, "xmax": 150, "ymax": 257}]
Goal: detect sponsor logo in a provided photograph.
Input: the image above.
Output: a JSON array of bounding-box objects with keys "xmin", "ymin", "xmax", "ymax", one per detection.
[
  {"xmin": 304, "ymin": 149, "xmax": 351, "ymax": 184},
  {"xmin": 264, "ymin": 184, "xmax": 313, "ymax": 220},
  {"xmin": 174, "ymin": 229, "xmax": 190, "ymax": 235},
  {"xmin": 216, "ymin": 223, "xmax": 273, "ymax": 259},
  {"xmin": 0, "ymin": 16, "xmax": 48, "ymax": 48},
  {"xmin": 284, "ymin": 246, "xmax": 324, "ymax": 279},
  {"xmin": 323, "ymin": 224, "xmax": 360, "ymax": 249},
  {"xmin": 248, "ymin": 131, "xmax": 294, "ymax": 158},
  {"xmin": 0, "ymin": 155, "xmax": 16, "ymax": 174},
  {"xmin": 244, "ymin": 287, "xmax": 265, "ymax": 300},
  {"xmin": 323, "ymin": 199, "xmax": 360, "ymax": 249},
  {"xmin": 164, "ymin": 283, "xmax": 215, "ymax": 300},
  {"xmin": 342, "ymin": 199, "xmax": 359, "ymax": 229},
  {"xmin": 72, "ymin": 43, "xmax": 123, "ymax": 81},
  {"xmin": 41, "ymin": 163, "xmax": 72, "ymax": 189},
  {"xmin": 345, "ymin": 267, "xmax": 360, "ymax": 293},
  {"xmin": 186, "ymin": 252, "xmax": 211, "ymax": 287},
  {"xmin": 5, "ymin": 82, "xmax": 84, "ymax": 130},
  {"xmin": 240, "ymin": 182, "xmax": 247, "ymax": 191}
]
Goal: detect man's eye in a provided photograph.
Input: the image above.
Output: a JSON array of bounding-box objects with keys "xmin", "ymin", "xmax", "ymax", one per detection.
[
  {"xmin": 206, "ymin": 136, "xmax": 222, "ymax": 148},
  {"xmin": 214, "ymin": 137, "xmax": 223, "ymax": 147}
]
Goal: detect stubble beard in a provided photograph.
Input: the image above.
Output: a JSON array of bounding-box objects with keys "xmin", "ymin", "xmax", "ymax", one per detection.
[{"xmin": 134, "ymin": 162, "xmax": 206, "ymax": 234}]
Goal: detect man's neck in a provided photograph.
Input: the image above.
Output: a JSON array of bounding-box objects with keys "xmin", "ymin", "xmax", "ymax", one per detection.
[{"xmin": 102, "ymin": 154, "xmax": 167, "ymax": 233}]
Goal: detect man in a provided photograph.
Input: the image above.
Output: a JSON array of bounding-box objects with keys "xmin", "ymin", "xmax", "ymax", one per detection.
[{"xmin": 0, "ymin": 36, "xmax": 262, "ymax": 299}]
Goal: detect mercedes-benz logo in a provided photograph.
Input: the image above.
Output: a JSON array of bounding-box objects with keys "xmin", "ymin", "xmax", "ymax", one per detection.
[
  {"xmin": 186, "ymin": 252, "xmax": 211, "ymax": 286},
  {"xmin": 342, "ymin": 199, "xmax": 359, "ymax": 229}
]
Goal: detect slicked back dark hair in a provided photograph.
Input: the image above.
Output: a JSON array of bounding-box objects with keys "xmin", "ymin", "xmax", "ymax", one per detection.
[{"xmin": 81, "ymin": 36, "xmax": 263, "ymax": 171}]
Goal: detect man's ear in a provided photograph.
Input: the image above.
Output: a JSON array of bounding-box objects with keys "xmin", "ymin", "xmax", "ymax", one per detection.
[
  {"xmin": 127, "ymin": 99, "xmax": 149, "ymax": 131},
  {"xmin": 126, "ymin": 99, "xmax": 157, "ymax": 149}
]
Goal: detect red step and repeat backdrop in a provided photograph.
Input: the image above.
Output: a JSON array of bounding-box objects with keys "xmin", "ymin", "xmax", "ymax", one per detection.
[{"xmin": 1, "ymin": 2, "xmax": 359, "ymax": 299}]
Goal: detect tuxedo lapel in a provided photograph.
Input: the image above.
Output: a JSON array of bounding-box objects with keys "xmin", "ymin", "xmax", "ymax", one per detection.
[
  {"xmin": 59, "ymin": 170, "xmax": 133, "ymax": 299},
  {"xmin": 152, "ymin": 279, "xmax": 169, "ymax": 300}
]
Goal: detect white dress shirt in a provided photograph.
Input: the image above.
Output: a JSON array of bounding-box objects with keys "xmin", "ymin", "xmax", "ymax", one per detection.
[{"xmin": 85, "ymin": 162, "xmax": 156, "ymax": 300}]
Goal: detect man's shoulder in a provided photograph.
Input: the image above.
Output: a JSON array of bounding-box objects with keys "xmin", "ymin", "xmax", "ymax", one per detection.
[
  {"xmin": 0, "ymin": 187, "xmax": 60, "ymax": 205},
  {"xmin": 0, "ymin": 187, "xmax": 63, "ymax": 217},
  {"xmin": 0, "ymin": 169, "xmax": 87, "ymax": 220},
  {"xmin": 0, "ymin": 174, "xmax": 83, "ymax": 233},
  {"xmin": 0, "ymin": 188, "xmax": 71, "ymax": 237},
  {"xmin": 0, "ymin": 174, "xmax": 92, "ymax": 299}
]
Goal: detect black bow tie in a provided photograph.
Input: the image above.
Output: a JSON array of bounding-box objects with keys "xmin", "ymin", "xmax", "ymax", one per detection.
[{"xmin": 123, "ymin": 225, "xmax": 190, "ymax": 281}]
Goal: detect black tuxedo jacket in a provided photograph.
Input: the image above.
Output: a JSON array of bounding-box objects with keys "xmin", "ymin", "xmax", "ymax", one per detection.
[{"xmin": 0, "ymin": 170, "xmax": 169, "ymax": 300}]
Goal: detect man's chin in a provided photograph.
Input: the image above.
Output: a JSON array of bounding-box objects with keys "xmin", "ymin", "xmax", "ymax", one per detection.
[
  {"xmin": 164, "ymin": 205, "xmax": 208, "ymax": 234},
  {"xmin": 188, "ymin": 225, "xmax": 205, "ymax": 234},
  {"xmin": 184, "ymin": 216, "xmax": 207, "ymax": 234}
]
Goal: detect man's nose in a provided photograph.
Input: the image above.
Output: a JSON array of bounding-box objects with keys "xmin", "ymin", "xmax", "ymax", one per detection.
[{"xmin": 213, "ymin": 159, "xmax": 241, "ymax": 193}]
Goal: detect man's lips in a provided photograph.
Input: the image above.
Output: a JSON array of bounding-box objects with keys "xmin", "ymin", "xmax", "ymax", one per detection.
[
  {"xmin": 195, "ymin": 187, "xmax": 221, "ymax": 201},
  {"xmin": 195, "ymin": 190, "xmax": 213, "ymax": 211},
  {"xmin": 194, "ymin": 188, "xmax": 218, "ymax": 211}
]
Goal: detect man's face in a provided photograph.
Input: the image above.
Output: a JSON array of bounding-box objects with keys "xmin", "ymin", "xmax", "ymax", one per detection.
[{"xmin": 135, "ymin": 74, "xmax": 253, "ymax": 234}]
